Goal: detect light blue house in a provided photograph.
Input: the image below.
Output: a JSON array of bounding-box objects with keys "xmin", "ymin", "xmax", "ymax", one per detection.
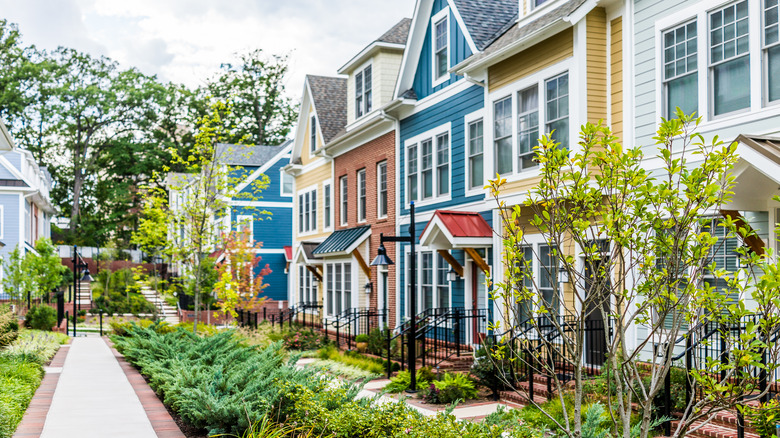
[
  {"xmin": 390, "ymin": 0, "xmax": 517, "ymax": 343},
  {"xmin": 217, "ymin": 141, "xmax": 294, "ymax": 303},
  {"xmin": 0, "ymin": 122, "xmax": 56, "ymax": 300}
]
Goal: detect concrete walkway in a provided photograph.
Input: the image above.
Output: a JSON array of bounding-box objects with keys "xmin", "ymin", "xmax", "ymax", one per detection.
[{"xmin": 40, "ymin": 337, "xmax": 157, "ymax": 438}]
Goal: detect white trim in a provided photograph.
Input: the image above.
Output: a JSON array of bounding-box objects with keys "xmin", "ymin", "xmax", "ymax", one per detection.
[
  {"xmin": 357, "ymin": 168, "xmax": 367, "ymax": 223},
  {"xmin": 394, "ymin": 0, "xmax": 436, "ymax": 99},
  {"xmin": 280, "ymin": 168, "xmax": 294, "ymax": 197},
  {"xmin": 463, "ymin": 108, "xmax": 486, "ymax": 197},
  {"xmin": 431, "ymin": 6, "xmax": 452, "ymax": 88},
  {"xmin": 339, "ymin": 175, "xmax": 349, "ymax": 226},
  {"xmin": 419, "ymin": 213, "xmax": 492, "ymax": 249},
  {"xmin": 404, "ymin": 122, "xmax": 453, "ymax": 209},
  {"xmin": 254, "ymin": 248, "xmax": 287, "ymax": 254},
  {"xmin": 377, "ymin": 161, "xmax": 389, "ymax": 219},
  {"xmin": 338, "ymin": 41, "xmax": 405, "ymax": 74},
  {"xmin": 296, "ymin": 184, "xmax": 319, "ymax": 236},
  {"xmin": 323, "ymin": 179, "xmax": 333, "ymax": 231},
  {"xmin": 229, "ymin": 200, "xmax": 292, "ymax": 208},
  {"xmin": 234, "ymin": 142, "xmax": 293, "ymax": 193},
  {"xmin": 354, "ymin": 60, "xmax": 374, "ymax": 121}
]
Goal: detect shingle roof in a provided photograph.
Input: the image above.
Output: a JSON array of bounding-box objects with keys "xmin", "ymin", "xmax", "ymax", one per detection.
[
  {"xmin": 301, "ymin": 241, "xmax": 322, "ymax": 262},
  {"xmin": 452, "ymin": 0, "xmax": 518, "ymax": 50},
  {"xmin": 312, "ymin": 225, "xmax": 371, "ymax": 255},
  {"xmin": 216, "ymin": 141, "xmax": 291, "ymax": 166},
  {"xmin": 465, "ymin": 0, "xmax": 589, "ymax": 64},
  {"xmin": 399, "ymin": 88, "xmax": 417, "ymax": 100},
  {"xmin": 377, "ymin": 18, "xmax": 412, "ymax": 45},
  {"xmin": 307, "ymin": 75, "xmax": 347, "ymax": 144},
  {"xmin": 0, "ymin": 179, "xmax": 28, "ymax": 187}
]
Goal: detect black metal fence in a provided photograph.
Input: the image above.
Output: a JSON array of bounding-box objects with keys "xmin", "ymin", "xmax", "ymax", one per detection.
[
  {"xmin": 324, "ymin": 307, "xmax": 386, "ymax": 349},
  {"xmin": 235, "ymin": 301, "xmax": 323, "ymax": 329}
]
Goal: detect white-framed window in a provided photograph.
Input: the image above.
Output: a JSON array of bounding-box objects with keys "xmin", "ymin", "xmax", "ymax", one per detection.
[
  {"xmin": 281, "ymin": 170, "xmax": 294, "ymax": 196},
  {"xmin": 340, "ymin": 175, "xmax": 348, "ymax": 226},
  {"xmin": 405, "ymin": 124, "xmax": 451, "ymax": 206},
  {"xmin": 416, "ymin": 250, "xmax": 452, "ymax": 312},
  {"xmin": 326, "ymin": 262, "xmax": 352, "ymax": 316},
  {"xmin": 517, "ymin": 86, "xmax": 539, "ymax": 170},
  {"xmin": 377, "ymin": 161, "xmax": 388, "ymax": 219},
  {"xmin": 467, "ymin": 118, "xmax": 484, "ymax": 190},
  {"xmin": 324, "ymin": 182, "xmax": 332, "ymax": 230},
  {"xmin": 297, "ymin": 187, "xmax": 318, "ymax": 234},
  {"xmin": 432, "ymin": 8, "xmax": 450, "ymax": 86},
  {"xmin": 663, "ymin": 21, "xmax": 698, "ymax": 118},
  {"xmin": 710, "ymin": 1, "xmax": 751, "ymax": 116},
  {"xmin": 310, "ymin": 115, "xmax": 317, "ymax": 153},
  {"xmin": 298, "ymin": 265, "xmax": 317, "ymax": 305},
  {"xmin": 764, "ymin": 0, "xmax": 780, "ymax": 103},
  {"xmin": 355, "ymin": 64, "xmax": 373, "ymax": 117},
  {"xmin": 494, "ymin": 96, "xmax": 513, "ymax": 175},
  {"xmin": 357, "ymin": 168, "xmax": 367, "ymax": 222},
  {"xmin": 236, "ymin": 214, "xmax": 253, "ymax": 242},
  {"xmin": 545, "ymin": 73, "xmax": 569, "ymax": 149}
]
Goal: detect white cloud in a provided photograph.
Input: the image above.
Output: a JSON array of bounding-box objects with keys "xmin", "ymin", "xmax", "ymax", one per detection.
[{"xmin": 1, "ymin": 0, "xmax": 416, "ymax": 96}]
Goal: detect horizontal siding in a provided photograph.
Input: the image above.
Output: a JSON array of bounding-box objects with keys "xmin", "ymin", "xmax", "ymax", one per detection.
[
  {"xmin": 255, "ymin": 253, "xmax": 288, "ymax": 301},
  {"xmin": 238, "ymin": 154, "xmax": 292, "ymax": 203},
  {"xmin": 611, "ymin": 16, "xmax": 623, "ymax": 141},
  {"xmin": 399, "ymin": 84, "xmax": 485, "ymax": 216},
  {"xmin": 231, "ymin": 205, "xmax": 292, "ymax": 250},
  {"xmin": 488, "ymin": 28, "xmax": 574, "ymax": 93},
  {"xmin": 587, "ymin": 8, "xmax": 608, "ymax": 123},
  {"xmin": 377, "ymin": 51, "xmax": 403, "ymax": 112}
]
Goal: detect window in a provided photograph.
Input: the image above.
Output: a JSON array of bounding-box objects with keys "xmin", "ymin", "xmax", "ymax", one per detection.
[
  {"xmin": 765, "ymin": 0, "xmax": 780, "ymax": 102},
  {"xmin": 710, "ymin": 1, "xmax": 750, "ymax": 116},
  {"xmin": 324, "ymin": 183, "xmax": 332, "ymax": 229},
  {"xmin": 298, "ymin": 188, "xmax": 317, "ymax": 233},
  {"xmin": 539, "ymin": 244, "xmax": 560, "ymax": 322},
  {"xmin": 531, "ymin": 0, "xmax": 549, "ymax": 9},
  {"xmin": 310, "ymin": 115, "xmax": 317, "ymax": 153},
  {"xmin": 421, "ymin": 139, "xmax": 433, "ymax": 199},
  {"xmin": 357, "ymin": 169, "xmax": 367, "ymax": 222},
  {"xmin": 407, "ymin": 143, "xmax": 418, "ymax": 202},
  {"xmin": 327, "ymin": 262, "xmax": 352, "ymax": 315},
  {"xmin": 340, "ymin": 175, "xmax": 348, "ymax": 225},
  {"xmin": 702, "ymin": 218, "xmax": 740, "ymax": 297},
  {"xmin": 436, "ymin": 253, "xmax": 450, "ymax": 308},
  {"xmin": 377, "ymin": 162, "xmax": 388, "ymax": 218},
  {"xmin": 494, "ymin": 97, "xmax": 513, "ymax": 175},
  {"xmin": 664, "ymin": 21, "xmax": 698, "ymax": 117},
  {"xmin": 515, "ymin": 247, "xmax": 534, "ymax": 325},
  {"xmin": 417, "ymin": 251, "xmax": 451, "ymax": 311},
  {"xmin": 467, "ymin": 119, "xmax": 484, "ymax": 189},
  {"xmin": 434, "ymin": 14, "xmax": 449, "ymax": 81},
  {"xmin": 517, "ymin": 86, "xmax": 539, "ymax": 170},
  {"xmin": 422, "ymin": 252, "xmax": 434, "ymax": 310},
  {"xmin": 355, "ymin": 65, "xmax": 373, "ymax": 117},
  {"xmin": 236, "ymin": 215, "xmax": 253, "ymax": 242},
  {"xmin": 281, "ymin": 171, "xmax": 294, "ymax": 196},
  {"xmin": 545, "ymin": 73, "xmax": 570, "ymax": 149},
  {"xmin": 436, "ymin": 133, "xmax": 449, "ymax": 196},
  {"xmin": 298, "ymin": 265, "xmax": 317, "ymax": 305}
]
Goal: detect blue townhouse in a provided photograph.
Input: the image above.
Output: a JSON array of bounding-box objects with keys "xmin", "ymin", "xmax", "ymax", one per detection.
[
  {"xmin": 388, "ymin": 0, "xmax": 517, "ymax": 346},
  {"xmin": 0, "ymin": 122, "xmax": 55, "ymax": 300},
  {"xmin": 217, "ymin": 141, "xmax": 294, "ymax": 303}
]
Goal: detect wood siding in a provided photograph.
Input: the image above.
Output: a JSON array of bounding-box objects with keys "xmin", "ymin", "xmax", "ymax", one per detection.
[
  {"xmin": 610, "ymin": 16, "xmax": 623, "ymax": 142},
  {"xmin": 587, "ymin": 8, "xmax": 608, "ymax": 123},
  {"xmin": 488, "ymin": 28, "xmax": 574, "ymax": 93},
  {"xmin": 294, "ymin": 161, "xmax": 332, "ymax": 242}
]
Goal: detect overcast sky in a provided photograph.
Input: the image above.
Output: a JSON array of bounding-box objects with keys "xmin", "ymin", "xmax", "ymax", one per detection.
[{"xmin": 1, "ymin": 0, "xmax": 417, "ymax": 98}]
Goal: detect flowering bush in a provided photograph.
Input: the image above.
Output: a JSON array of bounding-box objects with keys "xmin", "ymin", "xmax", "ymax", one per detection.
[{"xmin": 282, "ymin": 329, "xmax": 329, "ymax": 351}]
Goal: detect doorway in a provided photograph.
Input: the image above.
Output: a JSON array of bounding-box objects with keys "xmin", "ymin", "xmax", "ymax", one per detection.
[{"xmin": 584, "ymin": 241, "xmax": 610, "ymax": 368}]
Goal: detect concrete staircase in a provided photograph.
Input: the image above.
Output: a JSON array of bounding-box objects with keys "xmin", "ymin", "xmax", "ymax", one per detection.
[
  {"xmin": 139, "ymin": 286, "xmax": 179, "ymax": 325},
  {"xmin": 74, "ymin": 281, "xmax": 93, "ymax": 309}
]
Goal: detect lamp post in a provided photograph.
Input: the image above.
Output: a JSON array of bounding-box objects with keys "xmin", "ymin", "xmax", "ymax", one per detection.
[{"xmin": 371, "ymin": 202, "xmax": 418, "ymax": 392}]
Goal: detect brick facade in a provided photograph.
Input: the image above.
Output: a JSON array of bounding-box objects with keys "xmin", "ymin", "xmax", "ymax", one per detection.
[{"xmin": 333, "ymin": 130, "xmax": 397, "ymax": 327}]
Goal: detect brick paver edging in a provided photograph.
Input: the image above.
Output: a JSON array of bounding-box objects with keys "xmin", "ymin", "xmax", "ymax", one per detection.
[
  {"xmin": 12, "ymin": 339, "xmax": 71, "ymax": 438},
  {"xmin": 104, "ymin": 337, "xmax": 186, "ymax": 438}
]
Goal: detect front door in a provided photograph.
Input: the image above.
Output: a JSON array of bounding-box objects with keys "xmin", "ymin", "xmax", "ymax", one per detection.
[{"xmin": 584, "ymin": 242, "xmax": 610, "ymax": 368}]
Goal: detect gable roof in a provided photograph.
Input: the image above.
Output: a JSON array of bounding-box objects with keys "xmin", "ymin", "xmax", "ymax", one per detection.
[
  {"xmin": 735, "ymin": 134, "xmax": 780, "ymax": 167},
  {"xmin": 451, "ymin": 0, "xmax": 517, "ymax": 50},
  {"xmin": 307, "ymin": 75, "xmax": 348, "ymax": 144},
  {"xmin": 456, "ymin": 0, "xmax": 589, "ymax": 72},
  {"xmin": 377, "ymin": 18, "xmax": 413, "ymax": 44},
  {"xmin": 216, "ymin": 142, "xmax": 290, "ymax": 167}
]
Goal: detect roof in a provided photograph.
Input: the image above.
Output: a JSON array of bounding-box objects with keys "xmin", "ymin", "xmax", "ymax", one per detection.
[
  {"xmin": 462, "ymin": 0, "xmax": 588, "ymax": 66},
  {"xmin": 452, "ymin": 0, "xmax": 518, "ymax": 50},
  {"xmin": 0, "ymin": 179, "xmax": 28, "ymax": 187},
  {"xmin": 307, "ymin": 75, "xmax": 348, "ymax": 143},
  {"xmin": 284, "ymin": 246, "xmax": 293, "ymax": 261},
  {"xmin": 216, "ymin": 141, "xmax": 291, "ymax": 166},
  {"xmin": 422, "ymin": 210, "xmax": 493, "ymax": 239},
  {"xmin": 301, "ymin": 241, "xmax": 322, "ymax": 262},
  {"xmin": 312, "ymin": 225, "xmax": 371, "ymax": 256},
  {"xmin": 377, "ymin": 18, "xmax": 412, "ymax": 45},
  {"xmin": 735, "ymin": 135, "xmax": 780, "ymax": 167}
]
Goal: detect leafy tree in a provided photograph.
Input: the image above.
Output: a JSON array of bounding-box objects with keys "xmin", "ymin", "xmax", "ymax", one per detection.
[
  {"xmin": 213, "ymin": 229, "xmax": 271, "ymax": 321},
  {"xmin": 488, "ymin": 113, "xmax": 780, "ymax": 438},
  {"xmin": 1, "ymin": 246, "xmax": 32, "ymax": 314},
  {"xmin": 205, "ymin": 49, "xmax": 297, "ymax": 146},
  {"xmin": 27, "ymin": 238, "xmax": 67, "ymax": 300}
]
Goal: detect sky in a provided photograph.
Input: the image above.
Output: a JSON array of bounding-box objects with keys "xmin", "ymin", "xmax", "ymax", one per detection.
[{"xmin": 1, "ymin": 0, "xmax": 417, "ymax": 98}]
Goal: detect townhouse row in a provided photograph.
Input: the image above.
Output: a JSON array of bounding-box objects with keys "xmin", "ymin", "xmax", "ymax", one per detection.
[{"xmin": 271, "ymin": 0, "xmax": 780, "ymax": 365}]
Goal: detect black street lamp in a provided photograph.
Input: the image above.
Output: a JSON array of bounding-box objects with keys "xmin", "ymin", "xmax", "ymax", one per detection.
[
  {"xmin": 371, "ymin": 202, "xmax": 418, "ymax": 392},
  {"xmin": 71, "ymin": 246, "xmax": 93, "ymax": 337}
]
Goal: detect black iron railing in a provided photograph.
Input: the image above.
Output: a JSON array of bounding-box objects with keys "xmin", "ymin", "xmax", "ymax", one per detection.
[{"xmin": 324, "ymin": 307, "xmax": 386, "ymax": 349}]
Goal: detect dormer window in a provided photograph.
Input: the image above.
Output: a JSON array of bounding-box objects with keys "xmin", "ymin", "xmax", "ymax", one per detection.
[
  {"xmin": 310, "ymin": 115, "xmax": 317, "ymax": 153},
  {"xmin": 434, "ymin": 14, "xmax": 449, "ymax": 81},
  {"xmin": 355, "ymin": 65, "xmax": 372, "ymax": 118}
]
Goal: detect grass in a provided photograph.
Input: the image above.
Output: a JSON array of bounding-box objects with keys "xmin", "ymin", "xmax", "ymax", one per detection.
[
  {"xmin": 315, "ymin": 345, "xmax": 386, "ymax": 375},
  {"xmin": 308, "ymin": 359, "xmax": 380, "ymax": 380},
  {"xmin": 0, "ymin": 329, "xmax": 68, "ymax": 438}
]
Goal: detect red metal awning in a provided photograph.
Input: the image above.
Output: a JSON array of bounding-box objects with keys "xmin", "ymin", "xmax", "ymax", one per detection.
[
  {"xmin": 284, "ymin": 246, "xmax": 293, "ymax": 262},
  {"xmin": 419, "ymin": 210, "xmax": 493, "ymax": 249}
]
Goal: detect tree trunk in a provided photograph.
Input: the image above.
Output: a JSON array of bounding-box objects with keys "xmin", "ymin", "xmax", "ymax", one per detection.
[
  {"xmin": 193, "ymin": 253, "xmax": 201, "ymax": 334},
  {"xmin": 70, "ymin": 161, "xmax": 84, "ymax": 232}
]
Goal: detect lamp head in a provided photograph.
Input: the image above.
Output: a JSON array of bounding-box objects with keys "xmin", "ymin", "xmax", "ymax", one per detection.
[
  {"xmin": 370, "ymin": 242, "xmax": 394, "ymax": 266},
  {"xmin": 80, "ymin": 268, "xmax": 94, "ymax": 282}
]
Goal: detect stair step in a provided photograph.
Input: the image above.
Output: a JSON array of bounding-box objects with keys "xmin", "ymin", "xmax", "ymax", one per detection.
[{"xmin": 671, "ymin": 419, "xmax": 759, "ymax": 438}]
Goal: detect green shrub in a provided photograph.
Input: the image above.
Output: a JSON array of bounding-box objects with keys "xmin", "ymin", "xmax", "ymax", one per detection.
[
  {"xmin": 0, "ymin": 306, "xmax": 19, "ymax": 347},
  {"xmin": 24, "ymin": 306, "xmax": 57, "ymax": 331},
  {"xmin": 422, "ymin": 372, "xmax": 479, "ymax": 404},
  {"xmin": 384, "ymin": 367, "xmax": 435, "ymax": 393},
  {"xmin": 366, "ymin": 327, "xmax": 387, "ymax": 355},
  {"xmin": 282, "ymin": 328, "xmax": 329, "ymax": 351},
  {"xmin": 316, "ymin": 346, "xmax": 385, "ymax": 374},
  {"xmin": 110, "ymin": 320, "xmax": 174, "ymax": 337},
  {"xmin": 354, "ymin": 334, "xmax": 369, "ymax": 343}
]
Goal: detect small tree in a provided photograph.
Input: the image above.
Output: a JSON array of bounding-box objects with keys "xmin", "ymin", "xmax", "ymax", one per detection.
[
  {"xmin": 1, "ymin": 246, "xmax": 31, "ymax": 313},
  {"xmin": 27, "ymin": 238, "xmax": 67, "ymax": 301},
  {"xmin": 488, "ymin": 114, "xmax": 780, "ymax": 438},
  {"xmin": 213, "ymin": 229, "xmax": 271, "ymax": 321}
]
